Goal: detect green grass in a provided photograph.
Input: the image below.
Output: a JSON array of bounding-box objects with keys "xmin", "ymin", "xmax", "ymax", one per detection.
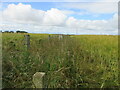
[{"xmin": 2, "ymin": 33, "xmax": 119, "ymax": 88}]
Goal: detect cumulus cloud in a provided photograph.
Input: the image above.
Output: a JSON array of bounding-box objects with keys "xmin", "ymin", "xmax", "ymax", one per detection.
[
  {"xmin": 43, "ymin": 8, "xmax": 67, "ymax": 25},
  {"xmin": 66, "ymin": 14, "xmax": 118, "ymax": 34},
  {"xmin": 2, "ymin": 3, "xmax": 67, "ymax": 26},
  {"xmin": 1, "ymin": 3, "xmax": 118, "ymax": 35},
  {"xmin": 3, "ymin": 3, "xmax": 45, "ymax": 24}
]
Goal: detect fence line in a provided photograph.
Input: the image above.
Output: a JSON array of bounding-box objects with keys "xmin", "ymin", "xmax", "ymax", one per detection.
[{"xmin": 24, "ymin": 35, "xmax": 30, "ymax": 50}]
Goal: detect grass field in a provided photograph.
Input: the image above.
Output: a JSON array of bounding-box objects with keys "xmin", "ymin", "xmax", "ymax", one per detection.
[{"xmin": 2, "ymin": 33, "xmax": 119, "ymax": 88}]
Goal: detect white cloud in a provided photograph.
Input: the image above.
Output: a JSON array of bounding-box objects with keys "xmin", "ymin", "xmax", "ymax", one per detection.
[
  {"xmin": 3, "ymin": 3, "xmax": 45, "ymax": 24},
  {"xmin": 62, "ymin": 0, "xmax": 119, "ymax": 2},
  {"xmin": 43, "ymin": 8, "xmax": 67, "ymax": 25},
  {"xmin": 1, "ymin": 0, "xmax": 119, "ymax": 2},
  {"xmin": 61, "ymin": 2, "xmax": 118, "ymax": 14},
  {"xmin": 61, "ymin": 10, "xmax": 89, "ymax": 16},
  {"xmin": 99, "ymin": 0, "xmax": 119, "ymax": 2},
  {"xmin": 61, "ymin": 10, "xmax": 76, "ymax": 15},
  {"xmin": 65, "ymin": 14, "xmax": 118, "ymax": 34},
  {"xmin": 1, "ymin": 3, "xmax": 118, "ymax": 35},
  {"xmin": 2, "ymin": 3, "xmax": 67, "ymax": 26}
]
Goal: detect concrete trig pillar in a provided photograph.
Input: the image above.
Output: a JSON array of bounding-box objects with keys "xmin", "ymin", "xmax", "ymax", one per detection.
[{"xmin": 33, "ymin": 72, "xmax": 45, "ymax": 88}]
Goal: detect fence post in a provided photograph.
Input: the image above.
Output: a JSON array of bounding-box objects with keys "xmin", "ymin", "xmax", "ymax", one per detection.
[
  {"xmin": 33, "ymin": 72, "xmax": 45, "ymax": 88},
  {"xmin": 48, "ymin": 35, "xmax": 51, "ymax": 40},
  {"xmin": 24, "ymin": 35, "xmax": 30, "ymax": 49},
  {"xmin": 59, "ymin": 34, "xmax": 63, "ymax": 40}
]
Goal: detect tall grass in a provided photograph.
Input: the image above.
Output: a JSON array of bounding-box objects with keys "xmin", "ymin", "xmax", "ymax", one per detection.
[{"xmin": 2, "ymin": 33, "xmax": 119, "ymax": 88}]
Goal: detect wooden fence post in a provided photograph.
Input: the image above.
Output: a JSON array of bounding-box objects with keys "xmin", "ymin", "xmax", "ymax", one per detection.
[
  {"xmin": 33, "ymin": 72, "xmax": 45, "ymax": 88},
  {"xmin": 24, "ymin": 35, "xmax": 30, "ymax": 49}
]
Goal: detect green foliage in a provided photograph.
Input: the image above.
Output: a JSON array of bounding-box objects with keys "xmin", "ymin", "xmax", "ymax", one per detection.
[{"xmin": 2, "ymin": 33, "xmax": 119, "ymax": 88}]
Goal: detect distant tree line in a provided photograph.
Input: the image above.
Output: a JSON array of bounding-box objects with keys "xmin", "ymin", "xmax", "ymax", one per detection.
[
  {"xmin": 16, "ymin": 31, "xmax": 28, "ymax": 33},
  {"xmin": 2, "ymin": 30, "xmax": 28, "ymax": 33}
]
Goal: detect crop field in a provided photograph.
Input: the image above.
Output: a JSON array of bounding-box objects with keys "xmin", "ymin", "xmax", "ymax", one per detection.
[{"xmin": 2, "ymin": 33, "xmax": 119, "ymax": 88}]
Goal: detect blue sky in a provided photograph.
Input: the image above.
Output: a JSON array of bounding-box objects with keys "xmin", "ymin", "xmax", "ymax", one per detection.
[
  {"xmin": 0, "ymin": 1, "xmax": 118, "ymax": 35},
  {"xmin": 2, "ymin": 2, "xmax": 116, "ymax": 20}
]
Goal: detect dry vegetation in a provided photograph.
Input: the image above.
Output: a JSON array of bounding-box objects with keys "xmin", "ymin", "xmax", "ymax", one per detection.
[{"xmin": 2, "ymin": 33, "xmax": 119, "ymax": 88}]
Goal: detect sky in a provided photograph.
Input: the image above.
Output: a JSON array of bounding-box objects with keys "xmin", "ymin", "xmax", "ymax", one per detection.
[{"xmin": 0, "ymin": 0, "xmax": 119, "ymax": 35}]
